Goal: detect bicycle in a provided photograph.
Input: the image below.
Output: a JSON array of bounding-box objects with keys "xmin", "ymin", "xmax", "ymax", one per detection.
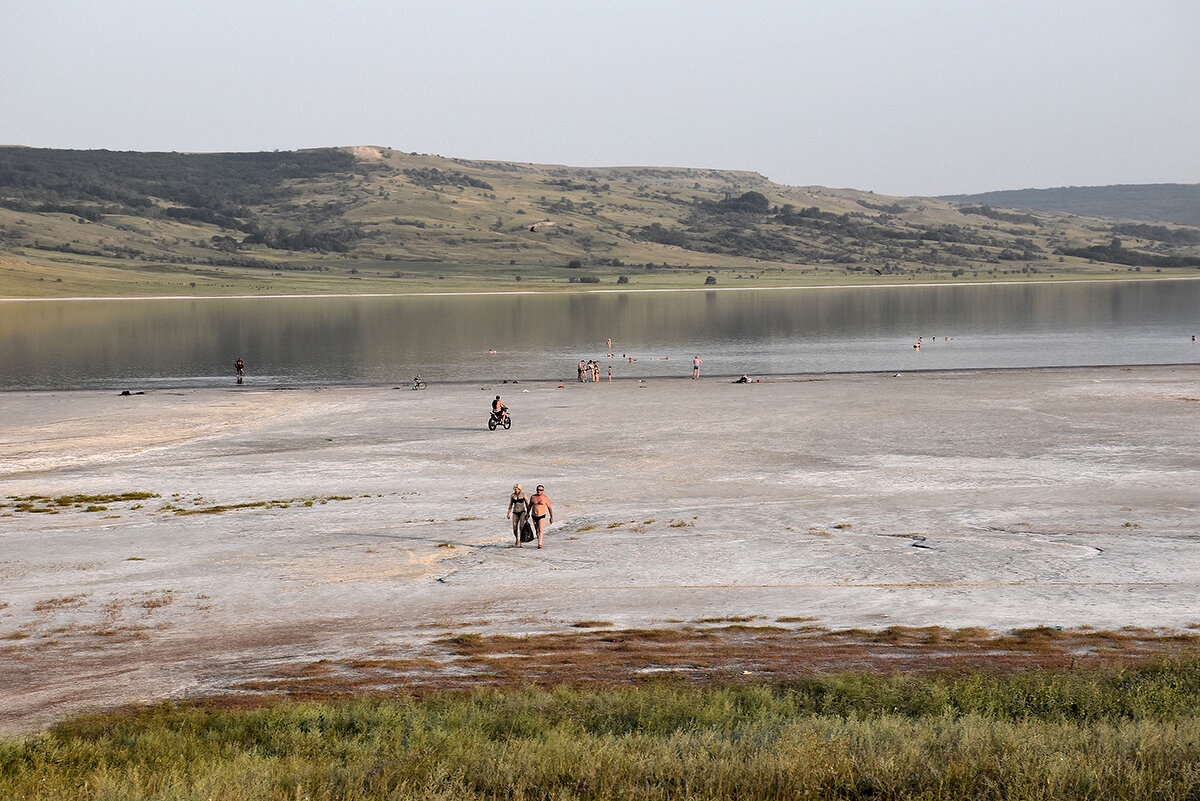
[{"xmin": 411, "ymin": 376, "xmax": 427, "ymax": 390}]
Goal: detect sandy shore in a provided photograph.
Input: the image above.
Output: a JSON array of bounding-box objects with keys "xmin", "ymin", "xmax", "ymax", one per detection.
[
  {"xmin": 2, "ymin": 366, "xmax": 1199, "ymax": 732},
  {"xmin": 6, "ymin": 274, "xmax": 1197, "ymax": 302}
]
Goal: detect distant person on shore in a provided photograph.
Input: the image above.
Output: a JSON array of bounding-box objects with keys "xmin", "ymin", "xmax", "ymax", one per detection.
[
  {"xmin": 592, "ymin": 361, "xmax": 600, "ymax": 382},
  {"xmin": 734, "ymin": 374, "xmax": 749, "ymax": 384},
  {"xmin": 529, "ymin": 485, "xmax": 553, "ymax": 548},
  {"xmin": 692, "ymin": 355, "xmax": 702, "ymax": 379},
  {"xmin": 235, "ymin": 358, "xmax": 244, "ymax": 385},
  {"xmin": 506, "ymin": 484, "xmax": 529, "ymax": 547},
  {"xmin": 608, "ymin": 364, "xmax": 612, "ymax": 382},
  {"xmin": 578, "ymin": 360, "xmax": 586, "ymax": 382}
]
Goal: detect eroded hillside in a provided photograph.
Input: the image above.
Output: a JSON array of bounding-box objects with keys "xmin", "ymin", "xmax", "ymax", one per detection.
[{"xmin": 1, "ymin": 145, "xmax": 1197, "ymax": 296}]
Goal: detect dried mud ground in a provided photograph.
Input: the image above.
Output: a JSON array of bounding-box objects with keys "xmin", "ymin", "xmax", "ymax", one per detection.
[{"xmin": 2, "ymin": 366, "xmax": 1200, "ymax": 734}]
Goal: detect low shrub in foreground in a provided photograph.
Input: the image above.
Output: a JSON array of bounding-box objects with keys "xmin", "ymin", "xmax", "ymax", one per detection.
[{"xmin": 4, "ymin": 656, "xmax": 1200, "ymax": 800}]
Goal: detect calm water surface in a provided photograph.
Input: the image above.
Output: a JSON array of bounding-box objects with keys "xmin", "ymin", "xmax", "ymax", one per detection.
[{"xmin": 2, "ymin": 281, "xmax": 1197, "ymax": 390}]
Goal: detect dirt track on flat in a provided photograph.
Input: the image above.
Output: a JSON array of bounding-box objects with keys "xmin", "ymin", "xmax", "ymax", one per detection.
[{"xmin": 2, "ymin": 366, "xmax": 1199, "ymax": 733}]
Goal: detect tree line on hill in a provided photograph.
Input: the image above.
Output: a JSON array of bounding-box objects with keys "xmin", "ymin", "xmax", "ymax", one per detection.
[
  {"xmin": 633, "ymin": 192, "xmax": 1028, "ymax": 261},
  {"xmin": 0, "ymin": 147, "xmax": 373, "ymax": 253},
  {"xmin": 0, "ymin": 147, "xmax": 360, "ymax": 210},
  {"xmin": 627, "ymin": 190, "xmax": 1200, "ymax": 268},
  {"xmin": 942, "ymin": 184, "xmax": 1200, "ymax": 228},
  {"xmin": 1058, "ymin": 238, "xmax": 1200, "ymax": 269}
]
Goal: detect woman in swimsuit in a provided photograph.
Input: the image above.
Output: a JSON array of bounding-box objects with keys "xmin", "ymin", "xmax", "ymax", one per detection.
[{"xmin": 506, "ymin": 484, "xmax": 529, "ymax": 546}]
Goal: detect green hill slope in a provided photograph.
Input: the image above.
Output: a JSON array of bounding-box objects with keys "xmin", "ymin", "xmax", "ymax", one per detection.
[{"xmin": 2, "ymin": 145, "xmax": 1198, "ymax": 297}]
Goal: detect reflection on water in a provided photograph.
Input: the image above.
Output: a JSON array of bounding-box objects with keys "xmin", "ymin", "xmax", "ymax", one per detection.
[{"xmin": 1, "ymin": 281, "xmax": 1197, "ymax": 389}]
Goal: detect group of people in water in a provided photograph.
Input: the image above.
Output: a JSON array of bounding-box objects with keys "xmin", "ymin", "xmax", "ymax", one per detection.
[
  {"xmin": 577, "ymin": 359, "xmax": 610, "ymax": 383},
  {"xmin": 912, "ymin": 336, "xmax": 953, "ymax": 350}
]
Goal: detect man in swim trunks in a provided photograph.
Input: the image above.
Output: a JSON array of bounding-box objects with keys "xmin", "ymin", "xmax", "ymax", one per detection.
[
  {"xmin": 235, "ymin": 358, "xmax": 244, "ymax": 385},
  {"xmin": 528, "ymin": 485, "xmax": 553, "ymax": 548},
  {"xmin": 491, "ymin": 395, "xmax": 509, "ymax": 424}
]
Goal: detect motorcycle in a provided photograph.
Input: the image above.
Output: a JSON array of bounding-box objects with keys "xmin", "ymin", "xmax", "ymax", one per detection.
[{"xmin": 488, "ymin": 409, "xmax": 512, "ymax": 430}]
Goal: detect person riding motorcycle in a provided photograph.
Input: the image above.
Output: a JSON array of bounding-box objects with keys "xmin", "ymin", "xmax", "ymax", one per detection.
[{"xmin": 491, "ymin": 395, "xmax": 509, "ymax": 425}]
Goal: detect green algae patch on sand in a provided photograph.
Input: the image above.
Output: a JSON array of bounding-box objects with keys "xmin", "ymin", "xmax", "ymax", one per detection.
[
  {"xmin": 162, "ymin": 494, "xmax": 359, "ymax": 516},
  {"xmin": 3, "ymin": 492, "xmax": 160, "ymax": 515}
]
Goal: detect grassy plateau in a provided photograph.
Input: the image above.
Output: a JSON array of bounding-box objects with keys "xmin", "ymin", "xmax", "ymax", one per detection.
[{"xmin": 2, "ymin": 146, "xmax": 1198, "ymax": 298}]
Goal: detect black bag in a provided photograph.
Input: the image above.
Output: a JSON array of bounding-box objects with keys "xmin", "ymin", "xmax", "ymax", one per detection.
[{"xmin": 520, "ymin": 518, "xmax": 535, "ymax": 543}]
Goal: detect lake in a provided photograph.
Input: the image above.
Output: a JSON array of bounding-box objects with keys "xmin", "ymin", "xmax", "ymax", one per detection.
[{"xmin": 1, "ymin": 280, "xmax": 1197, "ymax": 390}]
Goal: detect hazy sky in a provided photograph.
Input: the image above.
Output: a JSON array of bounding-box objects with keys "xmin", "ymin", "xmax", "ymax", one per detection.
[{"xmin": 3, "ymin": 0, "xmax": 1197, "ymax": 196}]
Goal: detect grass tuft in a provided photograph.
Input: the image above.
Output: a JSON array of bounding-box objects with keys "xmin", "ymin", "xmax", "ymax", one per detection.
[
  {"xmin": 33, "ymin": 594, "xmax": 89, "ymax": 611},
  {"xmin": 8, "ymin": 657, "xmax": 1200, "ymax": 799}
]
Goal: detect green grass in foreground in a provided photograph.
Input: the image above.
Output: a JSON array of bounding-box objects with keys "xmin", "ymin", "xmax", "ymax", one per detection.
[{"xmin": 4, "ymin": 657, "xmax": 1200, "ymax": 800}]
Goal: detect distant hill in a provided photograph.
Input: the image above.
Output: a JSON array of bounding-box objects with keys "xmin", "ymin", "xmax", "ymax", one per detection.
[
  {"xmin": 940, "ymin": 184, "xmax": 1200, "ymax": 227},
  {"xmin": 1, "ymin": 146, "xmax": 1198, "ymax": 297}
]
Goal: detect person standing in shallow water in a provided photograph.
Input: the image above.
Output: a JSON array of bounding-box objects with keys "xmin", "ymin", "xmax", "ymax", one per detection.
[
  {"xmin": 528, "ymin": 485, "xmax": 553, "ymax": 548},
  {"xmin": 235, "ymin": 358, "xmax": 244, "ymax": 385},
  {"xmin": 692, "ymin": 355, "xmax": 702, "ymax": 379}
]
